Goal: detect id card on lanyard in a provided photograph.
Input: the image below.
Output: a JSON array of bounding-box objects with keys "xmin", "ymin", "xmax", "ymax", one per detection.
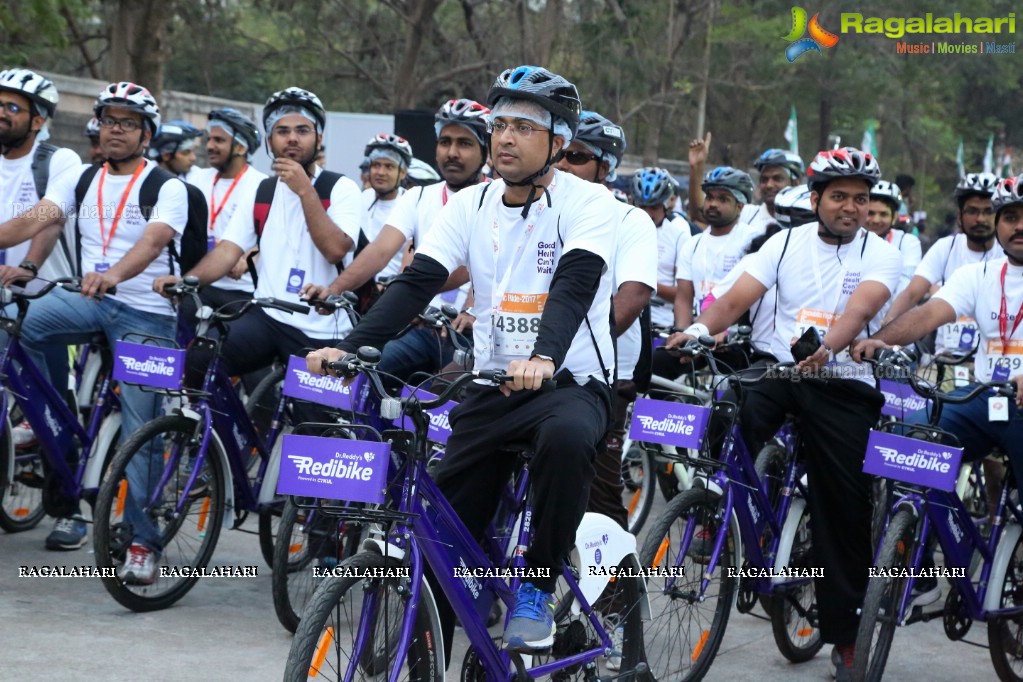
[{"xmin": 991, "ymin": 262, "xmax": 1023, "ymax": 381}]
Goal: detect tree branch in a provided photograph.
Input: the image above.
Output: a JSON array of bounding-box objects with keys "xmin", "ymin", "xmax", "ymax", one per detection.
[{"xmin": 60, "ymin": 4, "xmax": 100, "ymax": 79}]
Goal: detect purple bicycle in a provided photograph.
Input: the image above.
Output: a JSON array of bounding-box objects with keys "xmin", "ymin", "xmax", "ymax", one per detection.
[{"xmin": 282, "ymin": 347, "xmax": 647, "ymax": 682}]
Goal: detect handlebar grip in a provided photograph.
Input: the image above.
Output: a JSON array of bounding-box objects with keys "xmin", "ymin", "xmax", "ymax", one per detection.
[
  {"xmin": 476, "ymin": 370, "xmax": 557, "ymax": 392},
  {"xmin": 61, "ymin": 281, "xmax": 117, "ymax": 295},
  {"xmin": 262, "ymin": 297, "xmax": 310, "ymax": 315}
]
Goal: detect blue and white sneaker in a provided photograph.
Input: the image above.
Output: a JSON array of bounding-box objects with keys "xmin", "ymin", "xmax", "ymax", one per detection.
[
  {"xmin": 45, "ymin": 517, "xmax": 87, "ymax": 550},
  {"xmin": 503, "ymin": 582, "xmax": 556, "ymax": 652}
]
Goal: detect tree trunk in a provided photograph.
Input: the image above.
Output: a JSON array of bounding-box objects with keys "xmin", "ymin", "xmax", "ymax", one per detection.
[
  {"xmin": 391, "ymin": 0, "xmax": 444, "ymax": 110},
  {"xmin": 107, "ymin": 0, "xmax": 173, "ymax": 101}
]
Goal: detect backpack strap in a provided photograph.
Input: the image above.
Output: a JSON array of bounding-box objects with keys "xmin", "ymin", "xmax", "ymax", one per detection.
[
  {"xmin": 31, "ymin": 142, "xmax": 58, "ymax": 199},
  {"xmin": 71, "ymin": 164, "xmax": 103, "ymax": 276},
  {"xmin": 252, "ymin": 177, "xmax": 278, "ymax": 242}
]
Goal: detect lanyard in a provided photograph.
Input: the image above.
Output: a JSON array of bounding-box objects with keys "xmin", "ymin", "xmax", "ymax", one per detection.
[
  {"xmin": 97, "ymin": 162, "xmax": 146, "ymax": 257},
  {"xmin": 809, "ymin": 229, "xmax": 860, "ymax": 320},
  {"xmin": 441, "ymin": 184, "xmax": 449, "ymax": 206},
  {"xmin": 885, "ymin": 230, "xmax": 893, "ymax": 243},
  {"xmin": 208, "ymin": 165, "xmax": 248, "ymax": 232},
  {"xmin": 998, "ymin": 262, "xmax": 1023, "ymax": 354}
]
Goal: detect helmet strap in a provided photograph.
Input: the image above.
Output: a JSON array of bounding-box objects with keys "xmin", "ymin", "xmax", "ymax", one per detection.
[{"xmin": 501, "ymin": 130, "xmax": 556, "ymax": 219}]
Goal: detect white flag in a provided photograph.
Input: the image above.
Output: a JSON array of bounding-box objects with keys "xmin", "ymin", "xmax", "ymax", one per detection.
[
  {"xmin": 955, "ymin": 137, "xmax": 965, "ymax": 178},
  {"xmin": 861, "ymin": 120, "xmax": 878, "ymax": 158},
  {"xmin": 983, "ymin": 134, "xmax": 994, "ymax": 174},
  {"xmin": 783, "ymin": 105, "xmax": 798, "ymax": 157}
]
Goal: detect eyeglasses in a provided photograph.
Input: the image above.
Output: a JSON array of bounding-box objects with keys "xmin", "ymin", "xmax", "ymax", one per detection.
[
  {"xmin": 489, "ymin": 121, "xmax": 543, "ymax": 139},
  {"xmin": 561, "ymin": 150, "xmax": 600, "ymax": 166},
  {"xmin": 0, "ymin": 101, "xmax": 27, "ymax": 115},
  {"xmin": 99, "ymin": 116, "xmax": 142, "ymax": 132},
  {"xmin": 962, "ymin": 207, "xmax": 995, "ymax": 217},
  {"xmin": 272, "ymin": 125, "xmax": 315, "ymax": 137}
]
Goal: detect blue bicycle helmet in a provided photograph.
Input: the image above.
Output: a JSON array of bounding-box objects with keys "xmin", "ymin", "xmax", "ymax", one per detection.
[
  {"xmin": 486, "ymin": 65, "xmax": 581, "ymax": 135},
  {"xmin": 631, "ymin": 167, "xmax": 674, "ymax": 207},
  {"xmin": 754, "ymin": 148, "xmax": 805, "ymax": 179}
]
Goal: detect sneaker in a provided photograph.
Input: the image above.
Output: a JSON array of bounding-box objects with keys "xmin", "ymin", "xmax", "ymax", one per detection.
[
  {"xmin": 910, "ymin": 577, "xmax": 941, "ymax": 609},
  {"xmin": 503, "ymin": 582, "xmax": 556, "ymax": 652},
  {"xmin": 831, "ymin": 643, "xmax": 854, "ymax": 681},
  {"xmin": 45, "ymin": 517, "xmax": 87, "ymax": 550},
  {"xmin": 687, "ymin": 527, "xmax": 714, "ymax": 563},
  {"xmin": 12, "ymin": 421, "xmax": 37, "ymax": 450},
  {"xmin": 604, "ymin": 613, "xmax": 624, "ymax": 671},
  {"xmin": 118, "ymin": 543, "xmax": 158, "ymax": 585}
]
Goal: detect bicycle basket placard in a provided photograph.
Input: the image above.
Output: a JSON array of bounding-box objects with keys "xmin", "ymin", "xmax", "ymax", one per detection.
[
  {"xmin": 628, "ymin": 398, "xmax": 710, "ymax": 449},
  {"xmin": 282, "ymin": 355, "xmax": 354, "ymax": 409},
  {"xmin": 399, "ymin": 387, "xmax": 457, "ymax": 444},
  {"xmin": 277, "ymin": 434, "xmax": 389, "ymax": 504},
  {"xmin": 113, "ymin": 341, "xmax": 185, "ymax": 389},
  {"xmin": 878, "ymin": 379, "xmax": 929, "ymax": 418},
  {"xmin": 862, "ymin": 429, "xmax": 962, "ymax": 492}
]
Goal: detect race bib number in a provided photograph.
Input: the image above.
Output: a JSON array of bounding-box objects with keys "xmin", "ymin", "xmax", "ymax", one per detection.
[
  {"xmin": 492, "ymin": 292, "xmax": 547, "ymax": 355},
  {"xmin": 940, "ymin": 317, "xmax": 978, "ymax": 351},
  {"xmin": 795, "ymin": 308, "xmax": 838, "ymax": 340},
  {"xmin": 984, "ymin": 340, "xmax": 1023, "ymax": 381}
]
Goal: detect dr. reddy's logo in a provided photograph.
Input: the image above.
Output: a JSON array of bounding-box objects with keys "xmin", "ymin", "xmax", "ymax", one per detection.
[{"xmin": 784, "ymin": 8, "xmax": 839, "ymax": 62}]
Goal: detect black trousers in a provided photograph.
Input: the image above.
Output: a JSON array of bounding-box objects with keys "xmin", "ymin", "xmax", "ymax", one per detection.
[
  {"xmin": 586, "ymin": 379, "xmax": 638, "ymax": 530},
  {"xmin": 739, "ymin": 375, "xmax": 883, "ymax": 645},
  {"xmin": 429, "ymin": 376, "xmax": 611, "ymax": 662}
]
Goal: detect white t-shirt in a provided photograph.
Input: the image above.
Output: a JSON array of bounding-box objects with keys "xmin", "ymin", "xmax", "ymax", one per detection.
[
  {"xmin": 386, "ymin": 182, "xmax": 471, "ymax": 310},
  {"xmin": 913, "ymin": 233, "xmax": 998, "ymax": 353},
  {"xmin": 676, "ymin": 223, "xmax": 757, "ymax": 315},
  {"xmin": 358, "ymin": 187, "xmax": 406, "ymax": 281},
  {"xmin": 651, "ymin": 217, "xmax": 691, "ymax": 327},
  {"xmin": 221, "ymin": 167, "xmax": 362, "ymax": 340},
  {"xmin": 739, "ymin": 203, "xmax": 777, "ymax": 237},
  {"xmin": 612, "ymin": 202, "xmax": 657, "ymax": 381},
  {"xmin": 712, "ymin": 251, "xmax": 777, "ymax": 353},
  {"xmin": 418, "ymin": 170, "xmax": 617, "ymax": 382},
  {"xmin": 44, "ymin": 159, "xmax": 187, "ymax": 316},
  {"xmin": 0, "ymin": 141, "xmax": 82, "ymax": 280},
  {"xmin": 882, "ymin": 228, "xmax": 922, "ymax": 294},
  {"xmin": 743, "ymin": 223, "xmax": 901, "ymax": 383},
  {"xmin": 934, "ymin": 258, "xmax": 1023, "ymax": 383},
  {"xmin": 189, "ymin": 165, "xmax": 268, "ymax": 292}
]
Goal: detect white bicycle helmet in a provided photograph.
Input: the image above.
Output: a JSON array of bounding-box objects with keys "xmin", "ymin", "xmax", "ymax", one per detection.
[
  {"xmin": 364, "ymin": 133, "xmax": 413, "ymax": 168},
  {"xmin": 94, "ymin": 82, "xmax": 161, "ymax": 133},
  {"xmin": 869, "ymin": 180, "xmax": 903, "ymax": 210},
  {"xmin": 955, "ymin": 172, "xmax": 1000, "ymax": 207},
  {"xmin": 773, "ymin": 184, "xmax": 815, "ymax": 228},
  {"xmin": 0, "ymin": 68, "xmax": 58, "ymax": 118},
  {"xmin": 993, "ymin": 175, "xmax": 1023, "ymax": 214},
  {"xmin": 83, "ymin": 117, "xmax": 101, "ymax": 138}
]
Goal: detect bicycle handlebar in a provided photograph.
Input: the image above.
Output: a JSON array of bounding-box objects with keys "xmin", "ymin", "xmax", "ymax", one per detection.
[
  {"xmin": 162, "ymin": 276, "xmax": 309, "ymax": 322},
  {"xmin": 869, "ymin": 346, "xmax": 1017, "ymax": 404}
]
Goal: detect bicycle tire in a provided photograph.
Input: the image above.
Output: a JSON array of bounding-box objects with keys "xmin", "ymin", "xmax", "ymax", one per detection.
[
  {"xmin": 988, "ymin": 528, "xmax": 1023, "ymax": 681},
  {"xmin": 768, "ymin": 499, "xmax": 822, "ymax": 662},
  {"xmin": 93, "ymin": 415, "xmax": 225, "ymax": 612},
  {"xmin": 639, "ymin": 487, "xmax": 736, "ymax": 682},
  {"xmin": 284, "ymin": 552, "xmax": 443, "ymax": 682},
  {"xmin": 623, "ymin": 443, "xmax": 656, "ymax": 535},
  {"xmin": 753, "ymin": 443, "xmax": 787, "ymax": 614},
  {"xmin": 852, "ymin": 507, "xmax": 917, "ymax": 681},
  {"xmin": 248, "ymin": 366, "xmax": 287, "ymax": 566},
  {"xmin": 0, "ymin": 414, "xmax": 45, "ymax": 532}
]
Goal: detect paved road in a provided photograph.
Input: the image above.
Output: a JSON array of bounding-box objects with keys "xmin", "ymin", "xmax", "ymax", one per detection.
[{"xmin": 0, "ymin": 508, "xmax": 997, "ymax": 682}]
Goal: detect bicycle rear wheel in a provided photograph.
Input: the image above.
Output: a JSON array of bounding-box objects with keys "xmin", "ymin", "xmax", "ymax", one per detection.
[
  {"xmin": 284, "ymin": 552, "xmax": 443, "ymax": 682},
  {"xmin": 0, "ymin": 414, "xmax": 45, "ymax": 532},
  {"xmin": 988, "ymin": 529, "xmax": 1023, "ymax": 681},
  {"xmin": 768, "ymin": 499, "xmax": 822, "ymax": 662},
  {"xmin": 93, "ymin": 415, "xmax": 225, "ymax": 611},
  {"xmin": 852, "ymin": 507, "xmax": 917, "ymax": 681},
  {"xmin": 622, "ymin": 443, "xmax": 655, "ymax": 534},
  {"xmin": 639, "ymin": 487, "xmax": 736, "ymax": 682}
]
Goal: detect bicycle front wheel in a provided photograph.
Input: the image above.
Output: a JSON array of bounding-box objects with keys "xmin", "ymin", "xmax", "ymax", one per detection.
[
  {"xmin": 639, "ymin": 487, "xmax": 737, "ymax": 682},
  {"xmin": 284, "ymin": 552, "xmax": 443, "ymax": 682},
  {"xmin": 0, "ymin": 414, "xmax": 45, "ymax": 532},
  {"xmin": 93, "ymin": 415, "xmax": 226, "ymax": 611},
  {"xmin": 852, "ymin": 507, "xmax": 917, "ymax": 681},
  {"xmin": 988, "ymin": 528, "xmax": 1023, "ymax": 681},
  {"xmin": 622, "ymin": 443, "xmax": 656, "ymax": 534}
]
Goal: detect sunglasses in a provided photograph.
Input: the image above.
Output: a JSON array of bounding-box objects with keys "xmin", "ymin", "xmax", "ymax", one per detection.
[{"xmin": 561, "ymin": 150, "xmax": 600, "ymax": 166}]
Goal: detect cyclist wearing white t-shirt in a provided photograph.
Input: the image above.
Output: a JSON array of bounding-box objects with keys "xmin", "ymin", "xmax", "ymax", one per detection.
[
  {"xmin": 357, "ymin": 134, "xmax": 411, "ymax": 283},
  {"xmin": 183, "ymin": 108, "xmax": 268, "ymax": 313},
  {"xmin": 302, "ymin": 98, "xmax": 489, "ymax": 382},
  {"xmin": 0, "ymin": 83, "xmax": 189, "ymax": 564},
  {"xmin": 669, "ymin": 148, "xmax": 901, "ymax": 681},
  {"xmin": 148, "ymin": 119, "xmax": 202, "ymax": 177},
  {"xmin": 631, "ymin": 166, "xmax": 689, "ymax": 328},
  {"xmin": 884, "ymin": 173, "xmax": 999, "ymax": 355},
  {"xmin": 853, "ymin": 173, "xmax": 1023, "ymax": 519},
  {"xmin": 554, "ymin": 110, "xmax": 656, "ymax": 533},
  {"xmin": 308, "ymin": 66, "xmax": 617, "ymax": 657},
  {"xmin": 865, "ymin": 180, "xmax": 922, "ymax": 311},
  {"xmin": 155, "ymin": 87, "xmax": 360, "ymax": 383},
  {"xmin": 741, "ymin": 148, "xmax": 806, "ymax": 234}
]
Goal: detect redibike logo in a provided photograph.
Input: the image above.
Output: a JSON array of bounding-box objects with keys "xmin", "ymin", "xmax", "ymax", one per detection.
[
  {"xmin": 637, "ymin": 414, "xmax": 697, "ymax": 436},
  {"xmin": 291, "ymin": 367, "xmax": 351, "ymax": 393},
  {"xmin": 429, "ymin": 410, "xmax": 451, "ymax": 432},
  {"xmin": 118, "ymin": 355, "xmax": 177, "ymax": 376},
  {"xmin": 880, "ymin": 390, "xmax": 928, "ymax": 412},
  {"xmin": 287, "ymin": 452, "xmax": 376, "ymax": 481},
  {"xmin": 876, "ymin": 446, "xmax": 952, "ymax": 474}
]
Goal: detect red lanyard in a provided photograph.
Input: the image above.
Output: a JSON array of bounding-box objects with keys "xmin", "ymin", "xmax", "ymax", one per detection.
[
  {"xmin": 998, "ymin": 262, "xmax": 1023, "ymax": 354},
  {"xmin": 97, "ymin": 162, "xmax": 146, "ymax": 257},
  {"xmin": 885, "ymin": 230, "xmax": 894, "ymax": 243},
  {"xmin": 208, "ymin": 165, "xmax": 248, "ymax": 232},
  {"xmin": 441, "ymin": 184, "xmax": 449, "ymax": 206}
]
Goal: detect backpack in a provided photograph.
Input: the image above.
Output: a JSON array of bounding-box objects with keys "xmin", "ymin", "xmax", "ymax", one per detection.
[
  {"xmin": 30, "ymin": 142, "xmax": 58, "ymax": 199},
  {"xmin": 248, "ymin": 171, "xmax": 347, "ymax": 292},
  {"xmin": 73, "ymin": 163, "xmax": 209, "ymax": 276}
]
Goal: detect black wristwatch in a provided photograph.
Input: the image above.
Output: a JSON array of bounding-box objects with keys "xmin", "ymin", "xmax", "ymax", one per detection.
[{"xmin": 18, "ymin": 261, "xmax": 38, "ymax": 275}]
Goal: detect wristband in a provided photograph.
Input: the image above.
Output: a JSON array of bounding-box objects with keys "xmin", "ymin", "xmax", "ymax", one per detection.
[
  {"xmin": 461, "ymin": 307, "xmax": 476, "ymax": 318},
  {"xmin": 822, "ymin": 340, "xmax": 834, "ymax": 361},
  {"xmin": 18, "ymin": 261, "xmax": 38, "ymax": 275},
  {"xmin": 683, "ymin": 323, "xmax": 710, "ymax": 339}
]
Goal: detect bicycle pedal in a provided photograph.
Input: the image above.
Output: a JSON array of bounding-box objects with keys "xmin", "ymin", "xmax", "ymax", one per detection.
[{"xmin": 14, "ymin": 470, "xmax": 45, "ymax": 487}]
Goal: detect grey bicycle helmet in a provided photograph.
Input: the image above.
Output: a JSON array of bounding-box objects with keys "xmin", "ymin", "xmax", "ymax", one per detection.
[{"xmin": 701, "ymin": 166, "xmax": 754, "ymax": 204}]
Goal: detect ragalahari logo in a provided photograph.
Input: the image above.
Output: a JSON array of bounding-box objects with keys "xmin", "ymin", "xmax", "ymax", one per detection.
[{"xmin": 784, "ymin": 8, "xmax": 839, "ymax": 62}]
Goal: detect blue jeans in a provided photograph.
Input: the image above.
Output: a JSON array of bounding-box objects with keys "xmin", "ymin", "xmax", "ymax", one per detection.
[
  {"xmin": 378, "ymin": 326, "xmax": 454, "ymax": 387},
  {"xmin": 20, "ymin": 289, "xmax": 176, "ymax": 547},
  {"xmin": 906, "ymin": 384, "xmax": 1023, "ymax": 487},
  {"xmin": 1, "ymin": 302, "xmax": 69, "ymax": 397}
]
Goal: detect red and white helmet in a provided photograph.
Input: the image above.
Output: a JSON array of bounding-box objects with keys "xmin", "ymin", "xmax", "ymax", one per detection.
[
  {"xmin": 807, "ymin": 147, "xmax": 880, "ymax": 192},
  {"xmin": 993, "ymin": 175, "xmax": 1023, "ymax": 214},
  {"xmin": 364, "ymin": 133, "xmax": 413, "ymax": 167},
  {"xmin": 435, "ymin": 98, "xmax": 490, "ymax": 142},
  {"xmin": 0, "ymin": 68, "xmax": 58, "ymax": 118},
  {"xmin": 94, "ymin": 82, "xmax": 161, "ymax": 133}
]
